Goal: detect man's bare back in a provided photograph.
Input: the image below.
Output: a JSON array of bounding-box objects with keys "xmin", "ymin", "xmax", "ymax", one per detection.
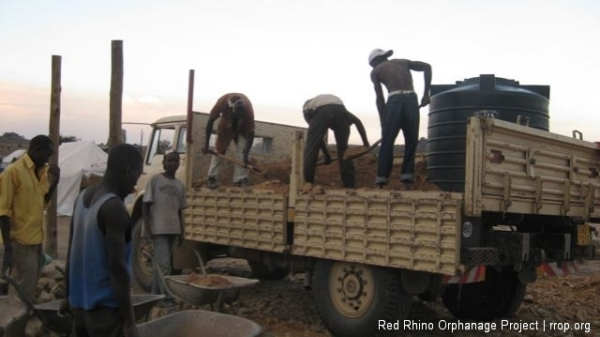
[
  {"xmin": 370, "ymin": 59, "xmax": 415, "ymax": 92},
  {"xmin": 370, "ymin": 55, "xmax": 432, "ymax": 117}
]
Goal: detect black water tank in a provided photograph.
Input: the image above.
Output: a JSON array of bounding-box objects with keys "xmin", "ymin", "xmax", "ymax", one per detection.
[{"xmin": 426, "ymin": 74, "xmax": 550, "ymax": 192}]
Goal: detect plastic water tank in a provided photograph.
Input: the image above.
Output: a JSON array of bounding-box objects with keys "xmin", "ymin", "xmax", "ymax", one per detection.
[{"xmin": 426, "ymin": 74, "xmax": 550, "ymax": 192}]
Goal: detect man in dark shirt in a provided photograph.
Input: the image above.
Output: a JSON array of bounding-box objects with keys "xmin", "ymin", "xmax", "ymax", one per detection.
[
  {"xmin": 61, "ymin": 144, "xmax": 143, "ymax": 337},
  {"xmin": 202, "ymin": 93, "xmax": 255, "ymax": 189},
  {"xmin": 369, "ymin": 48, "xmax": 432, "ymax": 188}
]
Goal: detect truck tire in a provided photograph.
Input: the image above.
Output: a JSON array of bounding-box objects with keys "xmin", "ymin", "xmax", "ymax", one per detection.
[
  {"xmin": 247, "ymin": 261, "xmax": 290, "ymax": 280},
  {"xmin": 313, "ymin": 260, "xmax": 412, "ymax": 337},
  {"xmin": 442, "ymin": 266, "xmax": 526, "ymax": 320},
  {"xmin": 493, "ymin": 269, "xmax": 527, "ymax": 318},
  {"xmin": 132, "ymin": 219, "xmax": 153, "ymax": 291}
]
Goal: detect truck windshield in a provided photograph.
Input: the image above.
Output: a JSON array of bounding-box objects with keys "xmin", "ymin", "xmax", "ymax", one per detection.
[{"xmin": 146, "ymin": 127, "xmax": 175, "ymax": 165}]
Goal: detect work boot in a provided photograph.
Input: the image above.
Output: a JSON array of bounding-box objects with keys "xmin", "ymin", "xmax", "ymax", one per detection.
[
  {"xmin": 401, "ymin": 179, "xmax": 414, "ymax": 190},
  {"xmin": 235, "ymin": 178, "xmax": 249, "ymax": 187},
  {"xmin": 375, "ymin": 176, "xmax": 389, "ymax": 188},
  {"xmin": 207, "ymin": 177, "xmax": 218, "ymax": 189}
]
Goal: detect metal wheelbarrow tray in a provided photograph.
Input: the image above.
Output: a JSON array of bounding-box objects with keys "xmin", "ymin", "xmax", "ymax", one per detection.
[
  {"xmin": 137, "ymin": 309, "xmax": 262, "ymax": 337},
  {"xmin": 32, "ymin": 294, "xmax": 165, "ymax": 335},
  {"xmin": 163, "ymin": 274, "xmax": 259, "ymax": 307},
  {"xmin": 0, "ymin": 296, "xmax": 28, "ymax": 337}
]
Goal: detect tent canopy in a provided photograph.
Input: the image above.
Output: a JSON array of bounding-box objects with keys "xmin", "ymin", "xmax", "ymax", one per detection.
[{"xmin": 56, "ymin": 141, "xmax": 107, "ymax": 216}]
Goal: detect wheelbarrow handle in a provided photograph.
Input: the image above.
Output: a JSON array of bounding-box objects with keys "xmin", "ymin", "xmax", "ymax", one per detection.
[
  {"xmin": 141, "ymin": 251, "xmax": 177, "ymax": 300},
  {"xmin": 193, "ymin": 249, "xmax": 208, "ymax": 276},
  {"xmin": 0, "ymin": 273, "xmax": 37, "ymax": 313}
]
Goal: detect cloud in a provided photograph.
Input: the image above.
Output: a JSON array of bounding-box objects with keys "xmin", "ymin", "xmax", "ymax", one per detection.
[
  {"xmin": 137, "ymin": 95, "xmax": 161, "ymax": 104},
  {"xmin": 123, "ymin": 94, "xmax": 136, "ymax": 106}
]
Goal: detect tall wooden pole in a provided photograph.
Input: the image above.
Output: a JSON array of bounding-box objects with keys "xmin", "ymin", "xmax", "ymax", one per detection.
[
  {"xmin": 107, "ymin": 40, "xmax": 124, "ymax": 150},
  {"xmin": 184, "ymin": 69, "xmax": 194, "ymax": 190},
  {"xmin": 46, "ymin": 55, "xmax": 61, "ymax": 258}
]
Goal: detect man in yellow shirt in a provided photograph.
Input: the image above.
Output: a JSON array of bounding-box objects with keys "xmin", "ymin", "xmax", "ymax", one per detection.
[{"xmin": 0, "ymin": 135, "xmax": 60, "ymax": 302}]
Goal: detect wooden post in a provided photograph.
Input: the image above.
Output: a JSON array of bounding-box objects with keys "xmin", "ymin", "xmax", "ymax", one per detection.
[
  {"xmin": 46, "ymin": 55, "xmax": 61, "ymax": 259},
  {"xmin": 107, "ymin": 40, "xmax": 124, "ymax": 150},
  {"xmin": 289, "ymin": 130, "xmax": 304, "ymax": 208},
  {"xmin": 184, "ymin": 70, "xmax": 194, "ymax": 190}
]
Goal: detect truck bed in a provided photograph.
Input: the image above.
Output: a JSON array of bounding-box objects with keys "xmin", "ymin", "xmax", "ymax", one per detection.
[
  {"xmin": 186, "ymin": 187, "xmax": 463, "ymax": 275},
  {"xmin": 184, "ymin": 117, "xmax": 599, "ymax": 277}
]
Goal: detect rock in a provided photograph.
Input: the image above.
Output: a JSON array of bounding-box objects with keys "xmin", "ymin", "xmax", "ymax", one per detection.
[
  {"xmin": 51, "ymin": 284, "xmax": 65, "ymax": 299},
  {"xmin": 37, "ymin": 278, "xmax": 58, "ymax": 292},
  {"xmin": 24, "ymin": 317, "xmax": 43, "ymax": 337},
  {"xmin": 148, "ymin": 307, "xmax": 163, "ymax": 321},
  {"xmin": 36, "ymin": 290, "xmax": 55, "ymax": 304},
  {"xmin": 41, "ymin": 260, "xmax": 66, "ymax": 280}
]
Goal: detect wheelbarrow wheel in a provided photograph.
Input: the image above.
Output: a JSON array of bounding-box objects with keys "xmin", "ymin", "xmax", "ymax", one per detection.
[{"xmin": 132, "ymin": 219, "xmax": 154, "ymax": 291}]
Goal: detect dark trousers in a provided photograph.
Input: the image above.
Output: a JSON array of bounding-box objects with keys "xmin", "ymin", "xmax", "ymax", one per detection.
[
  {"xmin": 71, "ymin": 306, "xmax": 124, "ymax": 337},
  {"xmin": 304, "ymin": 105, "xmax": 355, "ymax": 188},
  {"xmin": 377, "ymin": 93, "xmax": 420, "ymax": 182}
]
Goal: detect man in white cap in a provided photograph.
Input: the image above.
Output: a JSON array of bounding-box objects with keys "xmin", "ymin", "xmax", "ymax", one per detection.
[
  {"xmin": 368, "ymin": 48, "xmax": 432, "ymax": 188},
  {"xmin": 302, "ymin": 94, "xmax": 369, "ymax": 188}
]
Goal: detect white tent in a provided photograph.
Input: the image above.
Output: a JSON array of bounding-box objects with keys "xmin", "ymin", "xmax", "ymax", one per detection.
[
  {"xmin": 57, "ymin": 142, "xmax": 107, "ymax": 216},
  {"xmin": 0, "ymin": 149, "xmax": 26, "ymax": 171}
]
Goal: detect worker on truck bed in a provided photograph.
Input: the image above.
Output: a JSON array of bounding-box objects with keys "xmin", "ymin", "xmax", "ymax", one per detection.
[
  {"xmin": 202, "ymin": 93, "xmax": 255, "ymax": 189},
  {"xmin": 302, "ymin": 94, "xmax": 369, "ymax": 188},
  {"xmin": 369, "ymin": 48, "xmax": 432, "ymax": 189}
]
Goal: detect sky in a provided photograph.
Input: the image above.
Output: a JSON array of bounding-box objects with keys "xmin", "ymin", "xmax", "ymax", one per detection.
[{"xmin": 1, "ymin": 0, "xmax": 600, "ymax": 147}]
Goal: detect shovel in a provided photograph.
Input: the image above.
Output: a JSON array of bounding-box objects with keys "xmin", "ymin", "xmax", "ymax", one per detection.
[
  {"xmin": 317, "ymin": 139, "xmax": 382, "ymax": 165},
  {"xmin": 206, "ymin": 149, "xmax": 262, "ymax": 173}
]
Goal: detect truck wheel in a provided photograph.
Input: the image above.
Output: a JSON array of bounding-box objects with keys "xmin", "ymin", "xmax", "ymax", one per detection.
[
  {"xmin": 313, "ymin": 260, "xmax": 412, "ymax": 337},
  {"xmin": 442, "ymin": 266, "xmax": 526, "ymax": 320},
  {"xmin": 493, "ymin": 268, "xmax": 527, "ymax": 318},
  {"xmin": 132, "ymin": 219, "xmax": 153, "ymax": 291},
  {"xmin": 247, "ymin": 261, "xmax": 290, "ymax": 280}
]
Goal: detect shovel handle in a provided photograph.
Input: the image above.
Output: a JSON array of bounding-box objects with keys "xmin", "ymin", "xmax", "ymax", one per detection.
[
  {"xmin": 343, "ymin": 139, "xmax": 382, "ymax": 161},
  {"xmin": 206, "ymin": 150, "xmax": 262, "ymax": 173}
]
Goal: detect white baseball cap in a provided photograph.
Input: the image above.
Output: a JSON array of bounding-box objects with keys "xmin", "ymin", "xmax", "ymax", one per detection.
[{"xmin": 368, "ymin": 48, "xmax": 393, "ymax": 64}]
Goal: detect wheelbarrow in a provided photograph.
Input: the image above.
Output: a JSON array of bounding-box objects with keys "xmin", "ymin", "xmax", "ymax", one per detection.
[
  {"xmin": 0, "ymin": 296, "xmax": 28, "ymax": 337},
  {"xmin": 163, "ymin": 274, "xmax": 259, "ymax": 311},
  {"xmin": 137, "ymin": 309, "xmax": 262, "ymax": 337},
  {"xmin": 31, "ymin": 294, "xmax": 165, "ymax": 335},
  {"xmin": 145, "ymin": 250, "xmax": 259, "ymax": 313},
  {"xmin": 1, "ymin": 274, "xmax": 164, "ymax": 336}
]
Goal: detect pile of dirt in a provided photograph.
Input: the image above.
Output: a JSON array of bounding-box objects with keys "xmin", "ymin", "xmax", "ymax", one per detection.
[
  {"xmin": 184, "ymin": 274, "xmax": 232, "ymax": 287},
  {"xmin": 525, "ymin": 273, "xmax": 600, "ymax": 322},
  {"xmin": 194, "ymin": 152, "xmax": 439, "ymax": 192}
]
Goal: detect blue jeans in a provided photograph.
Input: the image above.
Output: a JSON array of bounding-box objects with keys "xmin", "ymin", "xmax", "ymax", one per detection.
[
  {"xmin": 376, "ymin": 93, "xmax": 419, "ymax": 182},
  {"xmin": 151, "ymin": 235, "xmax": 176, "ymax": 301}
]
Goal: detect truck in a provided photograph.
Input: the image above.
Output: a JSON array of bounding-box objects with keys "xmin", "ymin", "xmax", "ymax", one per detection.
[{"xmin": 128, "ymin": 72, "xmax": 599, "ymax": 337}]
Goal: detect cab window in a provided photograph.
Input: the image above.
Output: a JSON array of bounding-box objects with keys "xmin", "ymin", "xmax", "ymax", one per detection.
[{"xmin": 146, "ymin": 127, "xmax": 175, "ymax": 165}]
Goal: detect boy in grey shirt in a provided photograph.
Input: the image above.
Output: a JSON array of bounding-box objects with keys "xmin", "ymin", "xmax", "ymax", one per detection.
[{"xmin": 142, "ymin": 151, "xmax": 187, "ymax": 307}]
